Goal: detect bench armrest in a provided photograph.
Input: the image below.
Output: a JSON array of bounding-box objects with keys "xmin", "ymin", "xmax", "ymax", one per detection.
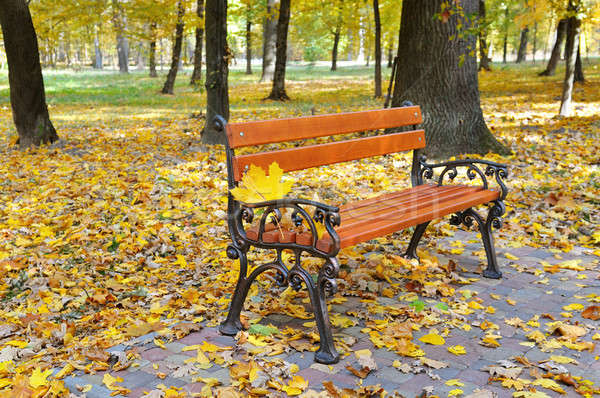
[
  {"xmin": 231, "ymin": 197, "xmax": 341, "ymax": 256},
  {"xmin": 418, "ymin": 156, "xmax": 509, "ymax": 200}
]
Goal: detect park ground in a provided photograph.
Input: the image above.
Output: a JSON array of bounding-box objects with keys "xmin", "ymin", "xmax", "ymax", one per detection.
[{"xmin": 0, "ymin": 61, "xmax": 599, "ymax": 397}]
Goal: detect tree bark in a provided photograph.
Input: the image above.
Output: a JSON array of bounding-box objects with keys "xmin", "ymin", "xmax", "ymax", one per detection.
[
  {"xmin": 391, "ymin": 0, "xmax": 507, "ymax": 158},
  {"xmin": 387, "ymin": 45, "xmax": 393, "ymax": 67},
  {"xmin": 93, "ymin": 31, "xmax": 103, "ymax": 69},
  {"xmin": 266, "ymin": 0, "xmax": 290, "ymax": 100},
  {"xmin": 149, "ymin": 22, "xmax": 158, "ymax": 77},
  {"xmin": 136, "ymin": 42, "xmax": 145, "ymax": 70},
  {"xmin": 260, "ymin": 0, "xmax": 278, "ymax": 82},
  {"xmin": 559, "ymin": 10, "xmax": 580, "ymax": 116},
  {"xmin": 190, "ymin": 0, "xmax": 204, "ymax": 85},
  {"xmin": 246, "ymin": 18, "xmax": 252, "ymax": 74},
  {"xmin": 502, "ymin": 6, "xmax": 508, "ymax": 63},
  {"xmin": 202, "ymin": 0, "xmax": 229, "ymax": 144},
  {"xmin": 574, "ymin": 44, "xmax": 584, "ymax": 82},
  {"xmin": 539, "ymin": 19, "xmax": 566, "ymax": 76},
  {"xmin": 516, "ymin": 27, "xmax": 528, "ymax": 63},
  {"xmin": 478, "ymin": 0, "xmax": 491, "ymax": 71},
  {"xmin": 331, "ymin": 27, "xmax": 340, "ymax": 71},
  {"xmin": 532, "ymin": 22, "xmax": 537, "ymax": 63},
  {"xmin": 161, "ymin": 0, "xmax": 185, "ymax": 94},
  {"xmin": 112, "ymin": 0, "xmax": 129, "ymax": 73},
  {"xmin": 0, "ymin": 0, "xmax": 58, "ymax": 148},
  {"xmin": 373, "ymin": 0, "xmax": 382, "ymax": 97}
]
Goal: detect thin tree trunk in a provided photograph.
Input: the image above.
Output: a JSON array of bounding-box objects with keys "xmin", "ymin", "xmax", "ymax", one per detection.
[
  {"xmin": 331, "ymin": 28, "xmax": 340, "ymax": 71},
  {"xmin": 574, "ymin": 44, "xmax": 584, "ymax": 82},
  {"xmin": 387, "ymin": 45, "xmax": 393, "ymax": 67},
  {"xmin": 516, "ymin": 27, "xmax": 528, "ymax": 63},
  {"xmin": 190, "ymin": 0, "xmax": 204, "ymax": 85},
  {"xmin": 373, "ymin": 0, "xmax": 382, "ymax": 97},
  {"xmin": 112, "ymin": 0, "xmax": 129, "ymax": 73},
  {"xmin": 532, "ymin": 22, "xmax": 537, "ymax": 63},
  {"xmin": 161, "ymin": 0, "xmax": 185, "ymax": 94},
  {"xmin": 136, "ymin": 42, "xmax": 145, "ymax": 70},
  {"xmin": 260, "ymin": 0, "xmax": 277, "ymax": 82},
  {"xmin": 502, "ymin": 6, "xmax": 508, "ymax": 63},
  {"xmin": 149, "ymin": 22, "xmax": 157, "ymax": 77},
  {"xmin": 559, "ymin": 10, "xmax": 580, "ymax": 116},
  {"xmin": 478, "ymin": 0, "xmax": 491, "ymax": 71},
  {"xmin": 0, "ymin": 0, "xmax": 58, "ymax": 148},
  {"xmin": 246, "ymin": 19, "xmax": 252, "ymax": 74},
  {"xmin": 266, "ymin": 0, "xmax": 291, "ymax": 100},
  {"xmin": 202, "ymin": 0, "xmax": 229, "ymax": 144},
  {"xmin": 391, "ymin": 0, "xmax": 507, "ymax": 157},
  {"xmin": 93, "ymin": 31, "xmax": 103, "ymax": 69},
  {"xmin": 539, "ymin": 19, "xmax": 566, "ymax": 76}
]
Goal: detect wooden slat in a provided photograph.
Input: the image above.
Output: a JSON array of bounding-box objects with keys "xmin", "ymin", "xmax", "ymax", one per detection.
[
  {"xmin": 226, "ymin": 106, "xmax": 423, "ymax": 148},
  {"xmin": 233, "ymin": 129, "xmax": 426, "ymax": 181},
  {"xmin": 338, "ymin": 189, "xmax": 500, "ymax": 248}
]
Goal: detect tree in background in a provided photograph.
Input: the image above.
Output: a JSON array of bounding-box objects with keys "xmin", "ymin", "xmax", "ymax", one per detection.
[
  {"xmin": 373, "ymin": 0, "xmax": 382, "ymax": 97},
  {"xmin": 112, "ymin": 0, "xmax": 129, "ymax": 73},
  {"xmin": 559, "ymin": 1, "xmax": 582, "ymax": 116},
  {"xmin": 539, "ymin": 18, "xmax": 567, "ymax": 76},
  {"xmin": 161, "ymin": 0, "xmax": 186, "ymax": 94},
  {"xmin": 391, "ymin": 0, "xmax": 507, "ymax": 157},
  {"xmin": 260, "ymin": 0, "xmax": 278, "ymax": 82},
  {"xmin": 0, "ymin": 0, "xmax": 58, "ymax": 148},
  {"xmin": 202, "ymin": 0, "xmax": 229, "ymax": 144},
  {"xmin": 515, "ymin": 26, "xmax": 528, "ymax": 63},
  {"xmin": 266, "ymin": 0, "xmax": 291, "ymax": 100},
  {"xmin": 478, "ymin": 0, "xmax": 491, "ymax": 71},
  {"xmin": 190, "ymin": 0, "xmax": 204, "ymax": 85}
]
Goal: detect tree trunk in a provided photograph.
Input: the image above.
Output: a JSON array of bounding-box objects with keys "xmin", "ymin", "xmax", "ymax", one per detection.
[
  {"xmin": 161, "ymin": 0, "xmax": 185, "ymax": 94},
  {"xmin": 373, "ymin": 0, "xmax": 382, "ymax": 97},
  {"xmin": 93, "ymin": 32, "xmax": 103, "ymax": 69},
  {"xmin": 539, "ymin": 19, "xmax": 566, "ymax": 76},
  {"xmin": 190, "ymin": 0, "xmax": 204, "ymax": 85},
  {"xmin": 112, "ymin": 0, "xmax": 129, "ymax": 73},
  {"xmin": 0, "ymin": 0, "xmax": 58, "ymax": 148},
  {"xmin": 516, "ymin": 27, "xmax": 528, "ymax": 63},
  {"xmin": 478, "ymin": 0, "xmax": 491, "ymax": 71},
  {"xmin": 246, "ymin": 19, "xmax": 252, "ymax": 74},
  {"xmin": 149, "ymin": 22, "xmax": 158, "ymax": 77},
  {"xmin": 266, "ymin": 0, "xmax": 290, "ymax": 100},
  {"xmin": 559, "ymin": 11, "xmax": 580, "ymax": 116},
  {"xmin": 331, "ymin": 28, "xmax": 340, "ymax": 71},
  {"xmin": 532, "ymin": 22, "xmax": 537, "ymax": 63},
  {"xmin": 391, "ymin": 0, "xmax": 507, "ymax": 158},
  {"xmin": 387, "ymin": 45, "xmax": 393, "ymax": 67},
  {"xmin": 574, "ymin": 43, "xmax": 584, "ymax": 83},
  {"xmin": 260, "ymin": 0, "xmax": 278, "ymax": 82},
  {"xmin": 502, "ymin": 6, "xmax": 508, "ymax": 63},
  {"xmin": 202, "ymin": 0, "xmax": 229, "ymax": 144},
  {"xmin": 136, "ymin": 42, "xmax": 145, "ymax": 70}
]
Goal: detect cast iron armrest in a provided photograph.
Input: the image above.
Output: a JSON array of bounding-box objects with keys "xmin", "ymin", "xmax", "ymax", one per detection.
[
  {"xmin": 418, "ymin": 155, "xmax": 509, "ymax": 201},
  {"xmin": 231, "ymin": 197, "xmax": 341, "ymax": 256}
]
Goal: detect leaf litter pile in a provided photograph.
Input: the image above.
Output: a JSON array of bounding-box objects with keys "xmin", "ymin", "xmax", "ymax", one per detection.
[{"xmin": 0, "ymin": 67, "xmax": 599, "ymax": 397}]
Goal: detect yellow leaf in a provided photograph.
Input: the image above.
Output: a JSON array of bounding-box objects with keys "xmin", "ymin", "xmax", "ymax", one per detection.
[
  {"xmin": 507, "ymin": 298, "xmax": 517, "ymax": 305},
  {"xmin": 445, "ymin": 379, "xmax": 464, "ymax": 386},
  {"xmin": 282, "ymin": 375, "xmax": 308, "ymax": 396},
  {"xmin": 5, "ymin": 340, "xmax": 28, "ymax": 348},
  {"xmin": 448, "ymin": 345, "xmax": 466, "ymax": 355},
  {"xmin": 419, "ymin": 333, "xmax": 445, "ymax": 345},
  {"xmin": 505, "ymin": 253, "xmax": 519, "ymax": 260},
  {"xmin": 230, "ymin": 162, "xmax": 295, "ymax": 203},
  {"xmin": 549, "ymin": 355, "xmax": 577, "ymax": 364},
  {"xmin": 0, "ymin": 379, "xmax": 11, "ymax": 389},
  {"xmin": 562, "ymin": 303, "xmax": 584, "ymax": 311},
  {"xmin": 154, "ymin": 338, "xmax": 166, "ymax": 349},
  {"xmin": 532, "ymin": 378, "xmax": 565, "ymax": 394},
  {"xmin": 195, "ymin": 350, "xmax": 212, "ymax": 369},
  {"xmin": 102, "ymin": 373, "xmax": 123, "ymax": 390},
  {"xmin": 29, "ymin": 367, "xmax": 53, "ymax": 388},
  {"xmin": 247, "ymin": 335, "xmax": 268, "ymax": 347},
  {"xmin": 55, "ymin": 363, "xmax": 75, "ymax": 379},
  {"xmin": 448, "ymin": 389, "xmax": 464, "ymax": 396}
]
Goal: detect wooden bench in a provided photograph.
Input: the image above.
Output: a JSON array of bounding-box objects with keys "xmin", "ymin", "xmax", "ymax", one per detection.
[{"xmin": 214, "ymin": 104, "xmax": 508, "ymax": 364}]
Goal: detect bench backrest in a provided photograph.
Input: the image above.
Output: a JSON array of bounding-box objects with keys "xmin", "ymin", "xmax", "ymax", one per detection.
[{"xmin": 224, "ymin": 106, "xmax": 425, "ymax": 182}]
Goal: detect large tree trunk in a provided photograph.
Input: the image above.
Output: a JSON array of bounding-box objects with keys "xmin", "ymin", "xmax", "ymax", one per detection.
[
  {"xmin": 516, "ymin": 27, "xmax": 528, "ymax": 63},
  {"xmin": 245, "ymin": 19, "xmax": 252, "ymax": 74},
  {"xmin": 149, "ymin": 22, "xmax": 158, "ymax": 77},
  {"xmin": 331, "ymin": 27, "xmax": 340, "ymax": 71},
  {"xmin": 373, "ymin": 0, "xmax": 382, "ymax": 97},
  {"xmin": 0, "ymin": 0, "xmax": 58, "ymax": 148},
  {"xmin": 391, "ymin": 0, "xmax": 507, "ymax": 158},
  {"xmin": 478, "ymin": 0, "xmax": 491, "ymax": 71},
  {"xmin": 190, "ymin": 0, "xmax": 204, "ymax": 85},
  {"xmin": 161, "ymin": 0, "xmax": 185, "ymax": 94},
  {"xmin": 574, "ymin": 43, "xmax": 584, "ymax": 83},
  {"xmin": 112, "ymin": 0, "xmax": 129, "ymax": 73},
  {"xmin": 202, "ymin": 0, "xmax": 229, "ymax": 144},
  {"xmin": 539, "ymin": 19, "xmax": 567, "ymax": 76},
  {"xmin": 559, "ymin": 10, "xmax": 580, "ymax": 116},
  {"xmin": 260, "ymin": 0, "xmax": 278, "ymax": 82},
  {"xmin": 266, "ymin": 0, "xmax": 290, "ymax": 101}
]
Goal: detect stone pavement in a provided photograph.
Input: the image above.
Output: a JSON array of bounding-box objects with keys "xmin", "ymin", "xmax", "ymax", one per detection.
[{"xmin": 60, "ymin": 231, "xmax": 600, "ymax": 397}]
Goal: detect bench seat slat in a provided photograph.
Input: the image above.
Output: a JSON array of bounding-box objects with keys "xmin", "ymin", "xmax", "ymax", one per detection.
[
  {"xmin": 226, "ymin": 106, "xmax": 423, "ymax": 148},
  {"xmin": 335, "ymin": 186, "xmax": 500, "ymax": 248},
  {"xmin": 233, "ymin": 129, "xmax": 426, "ymax": 181}
]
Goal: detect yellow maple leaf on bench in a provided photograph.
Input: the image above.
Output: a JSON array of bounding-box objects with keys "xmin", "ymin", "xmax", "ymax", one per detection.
[{"xmin": 230, "ymin": 162, "xmax": 295, "ymax": 203}]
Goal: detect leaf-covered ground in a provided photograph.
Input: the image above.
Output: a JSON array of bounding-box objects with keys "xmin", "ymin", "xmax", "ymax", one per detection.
[{"xmin": 0, "ymin": 62, "xmax": 599, "ymax": 397}]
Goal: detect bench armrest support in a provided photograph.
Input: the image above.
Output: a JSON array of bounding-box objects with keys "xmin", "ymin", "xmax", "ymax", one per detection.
[
  {"xmin": 417, "ymin": 155, "xmax": 509, "ymax": 200},
  {"xmin": 230, "ymin": 197, "xmax": 341, "ymax": 257}
]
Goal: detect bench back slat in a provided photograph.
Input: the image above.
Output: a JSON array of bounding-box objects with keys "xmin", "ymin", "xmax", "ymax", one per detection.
[
  {"xmin": 226, "ymin": 106, "xmax": 423, "ymax": 149},
  {"xmin": 232, "ymin": 129, "xmax": 426, "ymax": 181}
]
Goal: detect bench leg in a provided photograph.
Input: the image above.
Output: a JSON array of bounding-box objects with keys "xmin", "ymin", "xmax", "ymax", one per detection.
[
  {"xmin": 220, "ymin": 246, "xmax": 289, "ymax": 336},
  {"xmin": 289, "ymin": 253, "xmax": 340, "ymax": 364},
  {"xmin": 403, "ymin": 221, "xmax": 431, "ymax": 261},
  {"xmin": 451, "ymin": 202, "xmax": 505, "ymax": 279}
]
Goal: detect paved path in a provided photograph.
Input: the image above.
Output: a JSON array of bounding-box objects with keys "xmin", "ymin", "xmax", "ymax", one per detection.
[{"xmin": 60, "ymin": 232, "xmax": 600, "ymax": 397}]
